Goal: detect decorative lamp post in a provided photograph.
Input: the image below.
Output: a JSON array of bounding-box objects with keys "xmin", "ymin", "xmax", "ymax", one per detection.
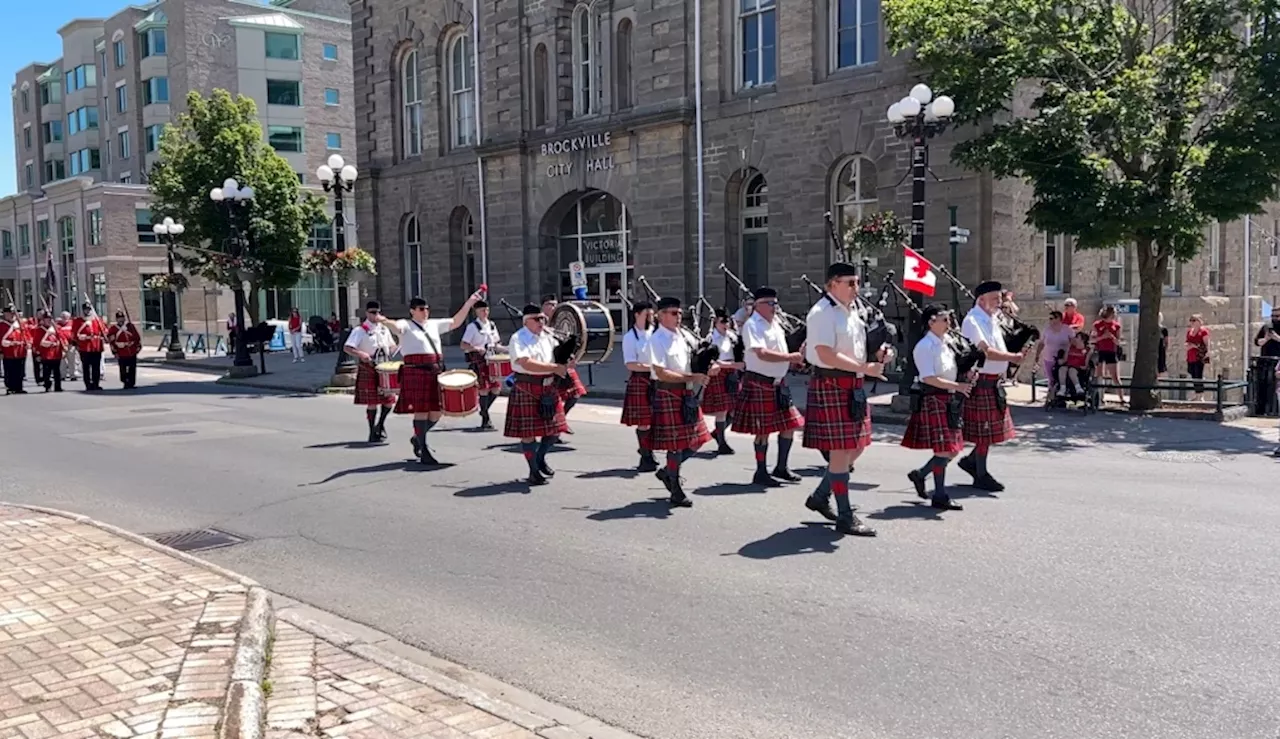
[
  {"xmin": 152, "ymin": 216, "xmax": 187, "ymax": 360},
  {"xmin": 886, "ymin": 84, "xmax": 954, "ymax": 399},
  {"xmin": 209, "ymin": 178, "xmax": 257, "ymax": 373},
  {"xmin": 316, "ymin": 153, "xmax": 359, "ymax": 385}
]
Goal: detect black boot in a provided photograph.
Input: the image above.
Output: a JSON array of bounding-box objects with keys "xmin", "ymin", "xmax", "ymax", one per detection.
[
  {"xmin": 836, "ymin": 515, "xmax": 877, "ymax": 537},
  {"xmin": 637, "ymin": 451, "xmax": 658, "ymax": 472},
  {"xmin": 770, "ymin": 466, "xmax": 801, "ymax": 483},
  {"xmin": 958, "ymin": 454, "xmax": 977, "ymax": 478},
  {"xmin": 931, "ymin": 494, "xmax": 963, "ymax": 511},
  {"xmin": 804, "ymin": 493, "xmax": 837, "ymax": 521},
  {"xmin": 366, "ymin": 410, "xmax": 379, "ymax": 443},
  {"xmin": 663, "ymin": 470, "xmax": 692, "ymax": 507},
  {"xmin": 907, "ymin": 469, "xmax": 929, "ymax": 499}
]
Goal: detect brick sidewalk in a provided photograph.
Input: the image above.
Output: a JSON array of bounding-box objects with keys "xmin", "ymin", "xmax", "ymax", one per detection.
[{"xmin": 0, "ymin": 507, "xmax": 248, "ymax": 739}]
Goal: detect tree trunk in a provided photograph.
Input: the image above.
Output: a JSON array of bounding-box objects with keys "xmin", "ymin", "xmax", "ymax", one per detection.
[
  {"xmin": 1131, "ymin": 239, "xmax": 1167, "ymax": 411},
  {"xmin": 246, "ymin": 280, "xmax": 261, "ymax": 325}
]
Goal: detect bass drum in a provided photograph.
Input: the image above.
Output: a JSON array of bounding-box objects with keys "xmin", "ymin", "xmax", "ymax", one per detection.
[{"xmin": 551, "ymin": 300, "xmax": 616, "ymax": 365}]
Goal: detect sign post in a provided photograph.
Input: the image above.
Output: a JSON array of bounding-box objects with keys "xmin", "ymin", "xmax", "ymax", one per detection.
[{"xmin": 569, "ymin": 260, "xmax": 588, "ymax": 301}]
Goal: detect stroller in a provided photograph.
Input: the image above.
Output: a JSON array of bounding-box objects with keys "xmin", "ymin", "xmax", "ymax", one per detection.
[
  {"xmin": 1045, "ymin": 339, "xmax": 1098, "ymax": 414},
  {"xmin": 306, "ymin": 315, "xmax": 338, "ymax": 354}
]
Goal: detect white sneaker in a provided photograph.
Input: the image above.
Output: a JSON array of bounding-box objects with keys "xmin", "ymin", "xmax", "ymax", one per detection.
[{"xmin": 292, "ymin": 358, "xmax": 299, "ymax": 363}]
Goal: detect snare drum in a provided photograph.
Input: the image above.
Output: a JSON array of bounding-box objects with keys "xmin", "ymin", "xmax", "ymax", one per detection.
[
  {"xmin": 375, "ymin": 361, "xmax": 403, "ymax": 397},
  {"xmin": 438, "ymin": 369, "xmax": 480, "ymax": 417},
  {"xmin": 487, "ymin": 354, "xmax": 513, "ymax": 385}
]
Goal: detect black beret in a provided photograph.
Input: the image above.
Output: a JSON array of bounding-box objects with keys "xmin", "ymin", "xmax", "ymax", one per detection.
[
  {"xmin": 714, "ymin": 307, "xmax": 730, "ymax": 321},
  {"xmin": 365, "ymin": 300, "xmax": 381, "ymax": 310},
  {"xmin": 656, "ymin": 296, "xmax": 681, "ymax": 311},
  {"xmin": 473, "ymin": 300, "xmax": 488, "ymax": 309},
  {"xmin": 522, "ymin": 303, "xmax": 542, "ymax": 317},
  {"xmin": 409, "ymin": 297, "xmax": 428, "ymax": 309},
  {"xmin": 115, "ymin": 311, "xmax": 125, "ymax": 318},
  {"xmin": 631, "ymin": 300, "xmax": 653, "ymax": 314},
  {"xmin": 920, "ymin": 302, "xmax": 951, "ymax": 324},
  {"xmin": 825, "ymin": 262, "xmax": 859, "ymax": 280},
  {"xmin": 2, "ymin": 304, "xmax": 14, "ymax": 312},
  {"xmin": 974, "ymin": 280, "xmax": 1002, "ymax": 298},
  {"xmin": 752, "ymin": 286, "xmax": 777, "ymax": 300},
  {"xmin": 82, "ymin": 302, "xmax": 92, "ymax": 309}
]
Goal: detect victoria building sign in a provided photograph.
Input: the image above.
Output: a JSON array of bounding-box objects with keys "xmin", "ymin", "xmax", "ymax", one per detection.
[{"xmin": 541, "ymin": 131, "xmax": 617, "ymax": 178}]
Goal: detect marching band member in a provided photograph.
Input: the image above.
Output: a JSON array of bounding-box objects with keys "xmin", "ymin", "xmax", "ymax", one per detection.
[
  {"xmin": 26, "ymin": 314, "xmax": 42, "ymax": 387},
  {"xmin": 957, "ymin": 281, "xmax": 1023, "ymax": 491},
  {"xmin": 801, "ymin": 262, "xmax": 882, "ymax": 537},
  {"xmin": 106, "ymin": 311, "xmax": 142, "ymax": 390},
  {"xmin": 647, "ymin": 296, "xmax": 713, "ymax": 507},
  {"xmin": 72, "ymin": 302, "xmax": 107, "ymax": 392},
  {"xmin": 379, "ymin": 292, "xmax": 482, "ymax": 465},
  {"xmin": 702, "ymin": 308, "xmax": 743, "ymax": 455},
  {"xmin": 507, "ymin": 303, "xmax": 571, "ymax": 486},
  {"xmin": 620, "ymin": 300, "xmax": 658, "ymax": 472},
  {"xmin": 902, "ymin": 304, "xmax": 971, "ymax": 511},
  {"xmin": 57, "ymin": 312, "xmax": 78, "ymax": 382},
  {"xmin": 460, "ymin": 300, "xmax": 506, "ymax": 430},
  {"xmin": 541, "ymin": 295, "xmax": 586, "ymax": 440},
  {"xmin": 732, "ymin": 286, "xmax": 805, "ymax": 486},
  {"xmin": 343, "ymin": 300, "xmax": 399, "ymax": 443},
  {"xmin": 35, "ymin": 311, "xmax": 66, "ymax": 392},
  {"xmin": 1, "ymin": 304, "xmax": 30, "ymax": 395}
]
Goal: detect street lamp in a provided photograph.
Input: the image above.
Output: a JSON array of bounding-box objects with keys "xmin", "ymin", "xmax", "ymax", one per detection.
[
  {"xmin": 209, "ymin": 178, "xmax": 257, "ymax": 373},
  {"xmin": 152, "ymin": 216, "xmax": 187, "ymax": 360},
  {"xmin": 316, "ymin": 153, "xmax": 359, "ymax": 385},
  {"xmin": 886, "ymin": 84, "xmax": 955, "ymax": 399}
]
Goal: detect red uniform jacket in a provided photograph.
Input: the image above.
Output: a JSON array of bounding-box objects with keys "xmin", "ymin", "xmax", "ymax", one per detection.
[
  {"xmin": 73, "ymin": 316, "xmax": 107, "ymax": 353},
  {"xmin": 0, "ymin": 319, "xmax": 30, "ymax": 359},
  {"xmin": 107, "ymin": 322, "xmax": 142, "ymax": 358},
  {"xmin": 36, "ymin": 325, "xmax": 66, "ymax": 362},
  {"xmin": 56, "ymin": 322, "xmax": 74, "ymax": 347}
]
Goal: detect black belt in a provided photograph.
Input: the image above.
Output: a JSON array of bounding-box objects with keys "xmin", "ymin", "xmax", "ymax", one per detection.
[
  {"xmin": 975, "ymin": 375, "xmax": 1001, "ymax": 387},
  {"xmin": 514, "ymin": 373, "xmax": 556, "ymax": 386},
  {"xmin": 744, "ymin": 371, "xmax": 784, "ymax": 384},
  {"xmin": 630, "ymin": 371, "xmax": 649, "ymax": 379},
  {"xmin": 922, "ymin": 389, "xmax": 955, "ymax": 397},
  {"xmin": 812, "ymin": 367, "xmax": 861, "ymax": 380},
  {"xmin": 654, "ymin": 381, "xmax": 690, "ymax": 391}
]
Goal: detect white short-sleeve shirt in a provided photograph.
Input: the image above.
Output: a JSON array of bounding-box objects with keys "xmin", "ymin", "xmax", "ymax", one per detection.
[
  {"xmin": 509, "ymin": 326, "xmax": 556, "ymax": 375},
  {"xmin": 804, "ymin": 298, "xmax": 866, "ymax": 370},
  {"xmin": 961, "ymin": 307, "xmax": 1008, "ymax": 375},
  {"xmin": 711, "ymin": 328, "xmax": 736, "ymax": 362},
  {"xmin": 344, "ymin": 321, "xmax": 396, "ymax": 357},
  {"xmin": 647, "ymin": 325, "xmax": 692, "ymax": 380},
  {"xmin": 914, "ymin": 331, "xmax": 958, "ymax": 383},
  {"xmin": 460, "ymin": 319, "xmax": 501, "ymax": 353},
  {"xmin": 622, "ymin": 326, "xmax": 653, "ymax": 365},
  {"xmin": 742, "ymin": 312, "xmax": 790, "ymax": 379},
  {"xmin": 394, "ymin": 318, "xmax": 452, "ymax": 356}
]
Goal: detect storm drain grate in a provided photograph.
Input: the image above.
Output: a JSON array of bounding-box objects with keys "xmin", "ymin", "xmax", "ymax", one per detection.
[
  {"xmin": 144, "ymin": 528, "xmax": 248, "ymax": 553},
  {"xmin": 1133, "ymin": 450, "xmax": 1221, "ymax": 464}
]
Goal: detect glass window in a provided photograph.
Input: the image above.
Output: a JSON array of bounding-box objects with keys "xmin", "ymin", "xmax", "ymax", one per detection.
[
  {"xmin": 86, "ymin": 106, "xmax": 98, "ymax": 129},
  {"xmin": 572, "ymin": 6, "xmax": 601, "ymax": 116},
  {"xmin": 403, "ymin": 215, "xmax": 421, "ymax": 301},
  {"xmin": 59, "ymin": 217, "xmax": 75, "ymax": 253},
  {"xmin": 1044, "ymin": 233, "xmax": 1063, "ymax": 292},
  {"xmin": 92, "ymin": 274, "xmax": 107, "ymax": 317},
  {"xmin": 308, "ymin": 221, "xmax": 334, "ymax": 251},
  {"xmin": 264, "ymin": 32, "xmax": 300, "ymax": 60},
  {"xmin": 533, "ymin": 44, "xmax": 548, "ymax": 127},
  {"xmin": 21, "ymin": 89, "xmax": 29, "ymax": 113},
  {"xmin": 324, "ymin": 87, "xmax": 339, "ymax": 105},
  {"xmin": 145, "ymin": 124, "xmax": 163, "ymax": 152},
  {"xmin": 401, "ymin": 50, "xmax": 422, "ymax": 157},
  {"xmin": 20, "ymin": 280, "xmax": 33, "ymax": 317},
  {"xmin": 137, "ymin": 209, "xmax": 158, "ymax": 243},
  {"xmin": 266, "ymin": 79, "xmax": 301, "ymax": 106},
  {"xmin": 24, "ymin": 164, "xmax": 32, "ymax": 189},
  {"xmin": 116, "ymin": 85, "xmax": 128, "ymax": 113},
  {"xmin": 42, "ymin": 121, "xmax": 62, "ymax": 143},
  {"xmin": 448, "ymin": 34, "xmax": 476, "ymax": 148},
  {"xmin": 40, "ymin": 81, "xmax": 61, "ymax": 105},
  {"xmin": 143, "ymin": 77, "xmax": 169, "ymax": 104},
  {"xmin": 739, "ymin": 0, "xmax": 777, "ymax": 89},
  {"xmin": 18, "ymin": 225, "xmax": 30, "ymax": 255},
  {"xmin": 1107, "ymin": 246, "xmax": 1126, "ymax": 289},
  {"xmin": 833, "ymin": 0, "xmax": 879, "ymax": 70},
  {"xmin": 322, "ymin": 43, "xmax": 339, "ymax": 61},
  {"xmin": 1, "ymin": 230, "xmax": 11, "ymax": 259},
  {"xmin": 120, "ymin": 174, "xmax": 132, "ymax": 184},
  {"xmin": 87, "ymin": 209, "xmax": 102, "ymax": 246},
  {"xmin": 556, "ymin": 191, "xmax": 631, "ymax": 301},
  {"xmin": 615, "ymin": 20, "xmax": 633, "ymax": 110},
  {"xmin": 140, "ymin": 273, "xmax": 178, "ymax": 331},
  {"xmin": 741, "ymin": 173, "xmax": 769, "ymax": 287},
  {"xmin": 118, "ymin": 130, "xmax": 131, "ymax": 159},
  {"xmin": 141, "ymin": 28, "xmax": 166, "ymax": 58},
  {"xmin": 37, "ymin": 220, "xmax": 49, "ymax": 252},
  {"xmin": 43, "ymin": 159, "xmax": 65, "ymax": 183},
  {"xmin": 325, "ymin": 132, "xmax": 341, "ymax": 149},
  {"xmin": 23, "ymin": 127, "xmax": 31, "ymax": 149},
  {"xmin": 114, "ymin": 40, "xmax": 127, "ymax": 67},
  {"xmin": 1207, "ymin": 221, "xmax": 1222, "ymax": 292},
  {"xmin": 833, "ymin": 157, "xmax": 877, "ymax": 260},
  {"xmin": 268, "ymin": 126, "xmax": 303, "ymax": 152}
]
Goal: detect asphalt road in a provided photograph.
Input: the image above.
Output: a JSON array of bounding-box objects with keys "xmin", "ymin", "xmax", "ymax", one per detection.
[{"xmin": 2, "ymin": 366, "xmax": 1278, "ymax": 739}]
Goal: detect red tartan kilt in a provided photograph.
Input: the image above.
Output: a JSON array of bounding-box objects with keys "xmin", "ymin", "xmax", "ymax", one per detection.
[
  {"xmin": 558, "ymin": 367, "xmax": 587, "ymax": 400},
  {"xmin": 649, "ymin": 387, "xmax": 712, "ymax": 451},
  {"xmin": 730, "ymin": 374, "xmax": 804, "ymax": 436},
  {"xmin": 504, "ymin": 378, "xmax": 569, "ymax": 438},
  {"xmin": 353, "ymin": 362, "xmax": 395, "ymax": 405},
  {"xmin": 961, "ymin": 380, "xmax": 1016, "ymax": 445},
  {"xmin": 620, "ymin": 372, "xmax": 652, "ymax": 427},
  {"xmin": 466, "ymin": 352, "xmax": 500, "ymax": 392},
  {"xmin": 393, "ymin": 354, "xmax": 443, "ymax": 414},
  {"xmin": 802, "ymin": 375, "xmax": 871, "ymax": 451},
  {"xmin": 700, "ymin": 370, "xmax": 736, "ymax": 415},
  {"xmin": 901, "ymin": 394, "xmax": 965, "ymax": 454}
]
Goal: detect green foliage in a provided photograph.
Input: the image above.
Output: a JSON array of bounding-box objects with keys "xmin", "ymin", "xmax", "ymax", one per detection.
[{"xmin": 147, "ymin": 90, "xmax": 325, "ymax": 298}]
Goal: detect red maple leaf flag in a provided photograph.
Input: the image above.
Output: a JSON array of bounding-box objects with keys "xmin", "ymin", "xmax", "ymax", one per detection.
[{"xmin": 902, "ymin": 246, "xmax": 937, "ymax": 297}]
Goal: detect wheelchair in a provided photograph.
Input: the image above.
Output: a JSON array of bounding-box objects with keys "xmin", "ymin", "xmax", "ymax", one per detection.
[{"xmin": 1044, "ymin": 349, "xmax": 1099, "ymax": 414}]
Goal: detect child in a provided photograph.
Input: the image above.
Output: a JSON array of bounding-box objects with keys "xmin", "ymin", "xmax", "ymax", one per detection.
[{"xmin": 1057, "ymin": 333, "xmax": 1089, "ymax": 397}]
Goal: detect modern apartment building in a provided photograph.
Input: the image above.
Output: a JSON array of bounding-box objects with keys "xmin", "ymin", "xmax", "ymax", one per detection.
[{"xmin": 1, "ymin": 0, "xmax": 354, "ymax": 336}]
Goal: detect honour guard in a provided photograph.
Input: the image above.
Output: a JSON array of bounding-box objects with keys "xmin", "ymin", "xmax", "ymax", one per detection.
[
  {"xmin": 344, "ymin": 300, "xmax": 399, "ymax": 442},
  {"xmin": 35, "ymin": 311, "xmax": 66, "ymax": 392},
  {"xmin": 26, "ymin": 314, "xmax": 42, "ymax": 387},
  {"xmin": 541, "ymin": 295, "xmax": 586, "ymax": 439},
  {"xmin": 380, "ymin": 292, "xmax": 482, "ymax": 465},
  {"xmin": 106, "ymin": 311, "xmax": 141, "ymax": 389},
  {"xmin": 507, "ymin": 304, "xmax": 571, "ymax": 486},
  {"xmin": 646, "ymin": 297, "xmax": 713, "ymax": 507},
  {"xmin": 620, "ymin": 300, "xmax": 658, "ymax": 472},
  {"xmin": 902, "ymin": 304, "xmax": 970, "ymax": 511},
  {"xmin": 460, "ymin": 300, "xmax": 506, "ymax": 430},
  {"xmin": 732, "ymin": 286, "xmax": 805, "ymax": 486},
  {"xmin": 73, "ymin": 303, "xmax": 107, "ymax": 391},
  {"xmin": 800, "ymin": 262, "xmax": 884, "ymax": 536},
  {"xmin": 702, "ymin": 309, "xmax": 743, "ymax": 455},
  {"xmin": 957, "ymin": 281, "xmax": 1023, "ymax": 491},
  {"xmin": 1, "ymin": 304, "xmax": 30, "ymax": 395},
  {"xmin": 57, "ymin": 312, "xmax": 78, "ymax": 382}
]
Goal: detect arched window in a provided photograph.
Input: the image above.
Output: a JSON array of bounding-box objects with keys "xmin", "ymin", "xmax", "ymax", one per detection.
[
  {"xmin": 572, "ymin": 4, "xmax": 601, "ymax": 117},
  {"xmin": 741, "ymin": 173, "xmax": 769, "ymax": 288},
  {"xmin": 832, "ymin": 156, "xmax": 878, "ymax": 259},
  {"xmin": 463, "ymin": 211, "xmax": 477, "ymax": 292},
  {"xmin": 615, "ymin": 20, "xmax": 632, "ymax": 110},
  {"xmin": 447, "ymin": 33, "xmax": 475, "ymax": 149},
  {"xmin": 557, "ymin": 190, "xmax": 630, "ymax": 329},
  {"xmin": 401, "ymin": 50, "xmax": 422, "ymax": 157},
  {"xmin": 403, "ymin": 215, "xmax": 422, "ymax": 301},
  {"xmin": 533, "ymin": 44, "xmax": 549, "ymax": 126}
]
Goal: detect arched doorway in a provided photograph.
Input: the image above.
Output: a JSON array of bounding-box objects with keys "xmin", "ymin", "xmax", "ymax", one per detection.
[{"xmin": 544, "ymin": 189, "xmax": 630, "ymax": 330}]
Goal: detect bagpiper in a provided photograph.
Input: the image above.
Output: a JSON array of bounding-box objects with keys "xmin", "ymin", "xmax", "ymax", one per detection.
[
  {"xmin": 646, "ymin": 296, "xmax": 713, "ymax": 507},
  {"xmin": 541, "ymin": 295, "xmax": 586, "ymax": 442},
  {"xmin": 72, "ymin": 302, "xmax": 107, "ymax": 392},
  {"xmin": 957, "ymin": 281, "xmax": 1023, "ymax": 491},
  {"xmin": 506, "ymin": 303, "xmax": 571, "ymax": 486},
  {"xmin": 732, "ymin": 286, "xmax": 805, "ymax": 486},
  {"xmin": 702, "ymin": 308, "xmax": 743, "ymax": 455},
  {"xmin": 619, "ymin": 300, "xmax": 658, "ymax": 472},
  {"xmin": 460, "ymin": 299, "xmax": 507, "ymax": 430},
  {"xmin": 343, "ymin": 300, "xmax": 399, "ymax": 443},
  {"xmin": 1, "ymin": 304, "xmax": 30, "ymax": 395},
  {"xmin": 34, "ymin": 311, "xmax": 66, "ymax": 393},
  {"xmin": 106, "ymin": 311, "xmax": 141, "ymax": 389},
  {"xmin": 901, "ymin": 304, "xmax": 970, "ymax": 511}
]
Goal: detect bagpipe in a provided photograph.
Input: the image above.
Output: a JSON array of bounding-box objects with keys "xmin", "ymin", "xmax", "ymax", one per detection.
[
  {"xmin": 634, "ymin": 277, "xmax": 723, "ymax": 378},
  {"xmin": 718, "ymin": 263, "xmax": 807, "ymax": 353},
  {"xmin": 797, "ymin": 274, "xmax": 891, "ymax": 380},
  {"xmin": 876, "ymin": 269, "xmax": 986, "ymax": 378},
  {"xmin": 933, "ymin": 264, "xmax": 1040, "ymax": 361},
  {"xmin": 820, "ymin": 211, "xmax": 901, "ymax": 363}
]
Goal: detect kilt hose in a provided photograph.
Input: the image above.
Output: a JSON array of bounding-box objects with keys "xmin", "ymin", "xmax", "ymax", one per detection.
[
  {"xmin": 393, "ymin": 354, "xmax": 443, "ymax": 415},
  {"xmin": 902, "ymin": 393, "xmax": 965, "ymax": 455},
  {"xmin": 649, "ymin": 386, "xmax": 712, "ymax": 452},
  {"xmin": 801, "ymin": 374, "xmax": 872, "ymax": 451},
  {"xmin": 353, "ymin": 362, "xmax": 395, "ymax": 406},
  {"xmin": 620, "ymin": 372, "xmax": 652, "ymax": 427},
  {"xmin": 962, "ymin": 374, "xmax": 1015, "ymax": 445},
  {"xmin": 504, "ymin": 375, "xmax": 569, "ymax": 439},
  {"xmin": 730, "ymin": 373, "xmax": 804, "ymax": 437},
  {"xmin": 465, "ymin": 351, "xmax": 501, "ymax": 392},
  {"xmin": 558, "ymin": 367, "xmax": 587, "ymax": 401},
  {"xmin": 700, "ymin": 369, "xmax": 737, "ymax": 415}
]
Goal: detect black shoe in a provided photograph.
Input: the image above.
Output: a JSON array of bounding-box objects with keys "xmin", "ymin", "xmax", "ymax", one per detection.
[
  {"xmin": 656, "ymin": 467, "xmax": 671, "ymax": 484},
  {"xmin": 716, "ymin": 443, "xmax": 735, "ymax": 455},
  {"xmin": 669, "ymin": 492, "xmax": 693, "ymax": 507},
  {"xmin": 836, "ymin": 516, "xmax": 877, "ymax": 537},
  {"xmin": 804, "ymin": 494, "xmax": 837, "ymax": 521},
  {"xmin": 662, "ymin": 472, "xmax": 693, "ymax": 507},
  {"xmin": 367, "ymin": 430, "xmax": 381, "ymax": 443},
  {"xmin": 547, "ymin": 435, "xmax": 564, "ymax": 445},
  {"xmin": 13, "ymin": 389, "xmax": 27, "ymax": 394},
  {"xmin": 527, "ymin": 472, "xmax": 549, "ymax": 486},
  {"xmin": 770, "ymin": 467, "xmax": 801, "ymax": 483},
  {"xmin": 410, "ymin": 436, "xmax": 437, "ymax": 464},
  {"xmin": 972, "ymin": 474, "xmax": 1005, "ymax": 492},
  {"xmin": 538, "ymin": 462, "xmax": 555, "ymax": 478},
  {"xmin": 410, "ymin": 436, "xmax": 420, "ymax": 457},
  {"xmin": 958, "ymin": 454, "xmax": 977, "ymax": 478},
  {"xmin": 752, "ymin": 471, "xmax": 782, "ymax": 487},
  {"xmin": 54, "ymin": 388, "xmax": 62, "ymax": 393},
  {"xmin": 907, "ymin": 469, "xmax": 928, "ymax": 499},
  {"xmin": 376, "ymin": 425, "xmax": 388, "ymax": 440},
  {"xmin": 480, "ymin": 420, "xmax": 496, "ymax": 431},
  {"xmin": 638, "ymin": 455, "xmax": 659, "ymax": 472},
  {"xmin": 931, "ymin": 495, "xmax": 963, "ymax": 511}
]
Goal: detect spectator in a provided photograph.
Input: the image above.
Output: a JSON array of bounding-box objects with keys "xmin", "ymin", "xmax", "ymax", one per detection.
[
  {"xmin": 1034, "ymin": 310, "xmax": 1075, "ymax": 393},
  {"xmin": 1255, "ymin": 316, "xmax": 1280, "ymax": 357},
  {"xmin": 1062, "ymin": 297, "xmax": 1086, "ymax": 333},
  {"xmin": 328, "ymin": 312, "xmax": 341, "ymax": 336},
  {"xmin": 1001, "ymin": 290, "xmax": 1020, "ymax": 318},
  {"xmin": 731, "ymin": 297, "xmax": 754, "ymax": 329},
  {"xmin": 288, "ymin": 307, "xmax": 305, "ymax": 363},
  {"xmin": 1057, "ymin": 332, "xmax": 1090, "ymax": 398},
  {"xmin": 1186, "ymin": 314, "xmax": 1210, "ymax": 402},
  {"xmin": 1092, "ymin": 305, "xmax": 1125, "ymax": 404},
  {"xmin": 1158, "ymin": 312, "xmax": 1169, "ymax": 378},
  {"xmin": 226, "ymin": 312, "xmax": 237, "ymax": 354}
]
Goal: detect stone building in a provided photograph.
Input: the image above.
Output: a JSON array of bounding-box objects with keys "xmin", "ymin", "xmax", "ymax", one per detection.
[
  {"xmin": 1, "ymin": 0, "xmax": 354, "ymax": 337},
  {"xmin": 350, "ymin": 0, "xmax": 1280, "ymax": 378}
]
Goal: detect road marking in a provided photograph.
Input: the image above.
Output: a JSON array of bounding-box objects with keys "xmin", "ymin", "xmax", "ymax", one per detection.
[
  {"xmin": 52, "ymin": 402, "xmax": 232, "ymax": 422},
  {"xmin": 62, "ymin": 420, "xmax": 278, "ymax": 448}
]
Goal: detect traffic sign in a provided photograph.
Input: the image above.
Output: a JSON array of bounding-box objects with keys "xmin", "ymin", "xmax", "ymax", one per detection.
[
  {"xmin": 568, "ymin": 261, "xmax": 587, "ymax": 288},
  {"xmin": 949, "ymin": 226, "xmax": 971, "ymax": 236}
]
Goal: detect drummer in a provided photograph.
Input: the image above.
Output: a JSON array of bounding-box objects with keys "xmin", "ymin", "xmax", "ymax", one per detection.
[
  {"xmin": 507, "ymin": 303, "xmax": 571, "ymax": 486},
  {"xmin": 378, "ymin": 291, "xmax": 483, "ymax": 464},
  {"xmin": 343, "ymin": 300, "xmax": 400, "ymax": 443},
  {"xmin": 460, "ymin": 300, "xmax": 507, "ymax": 431},
  {"xmin": 541, "ymin": 295, "xmax": 586, "ymax": 441}
]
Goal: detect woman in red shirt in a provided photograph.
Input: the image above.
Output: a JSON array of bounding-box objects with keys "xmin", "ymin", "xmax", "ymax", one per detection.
[
  {"xmin": 1185, "ymin": 314, "xmax": 1210, "ymax": 401},
  {"xmin": 1091, "ymin": 306, "xmax": 1125, "ymax": 404},
  {"xmin": 287, "ymin": 307, "xmax": 305, "ymax": 363}
]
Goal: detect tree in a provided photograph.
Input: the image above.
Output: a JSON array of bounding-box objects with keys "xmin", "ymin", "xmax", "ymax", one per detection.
[
  {"xmin": 148, "ymin": 89, "xmax": 324, "ymax": 324},
  {"xmin": 884, "ymin": 0, "xmax": 1280, "ymax": 409}
]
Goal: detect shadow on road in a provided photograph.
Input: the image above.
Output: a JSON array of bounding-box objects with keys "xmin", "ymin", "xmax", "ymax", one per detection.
[
  {"xmin": 576, "ymin": 468, "xmax": 644, "ymax": 480},
  {"xmin": 453, "ymin": 480, "xmax": 534, "ymax": 497},
  {"xmin": 584, "ymin": 499, "xmax": 675, "ymax": 521},
  {"xmin": 1006, "ymin": 405, "xmax": 1273, "ymax": 457},
  {"xmin": 692, "ymin": 482, "xmax": 768, "ymax": 496},
  {"xmin": 734, "ymin": 523, "xmax": 841, "ymax": 559},
  {"xmin": 866, "ymin": 501, "xmax": 946, "ymax": 521},
  {"xmin": 306, "ymin": 440, "xmax": 388, "ymax": 450},
  {"xmin": 306, "ymin": 459, "xmax": 446, "ymax": 485}
]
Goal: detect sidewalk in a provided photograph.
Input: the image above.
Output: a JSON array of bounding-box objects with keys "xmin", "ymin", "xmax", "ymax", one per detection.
[{"xmin": 0, "ymin": 505, "xmax": 642, "ymax": 739}]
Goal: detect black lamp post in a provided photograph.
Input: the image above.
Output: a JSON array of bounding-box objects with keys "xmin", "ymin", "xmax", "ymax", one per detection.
[
  {"xmin": 152, "ymin": 216, "xmax": 186, "ymax": 360},
  {"xmin": 209, "ymin": 178, "xmax": 256, "ymax": 372},
  {"xmin": 317, "ymin": 154, "xmax": 358, "ymax": 385},
  {"xmin": 886, "ymin": 84, "xmax": 955, "ymax": 397}
]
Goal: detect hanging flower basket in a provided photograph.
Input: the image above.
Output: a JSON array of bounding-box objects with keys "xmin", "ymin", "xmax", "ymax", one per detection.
[
  {"xmin": 843, "ymin": 211, "xmax": 909, "ymax": 258},
  {"xmin": 303, "ymin": 247, "xmax": 378, "ymax": 280},
  {"xmin": 144, "ymin": 273, "xmax": 189, "ymax": 292}
]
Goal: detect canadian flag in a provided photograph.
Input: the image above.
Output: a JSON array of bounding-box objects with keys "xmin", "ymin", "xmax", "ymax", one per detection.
[{"xmin": 902, "ymin": 246, "xmax": 937, "ymax": 297}]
